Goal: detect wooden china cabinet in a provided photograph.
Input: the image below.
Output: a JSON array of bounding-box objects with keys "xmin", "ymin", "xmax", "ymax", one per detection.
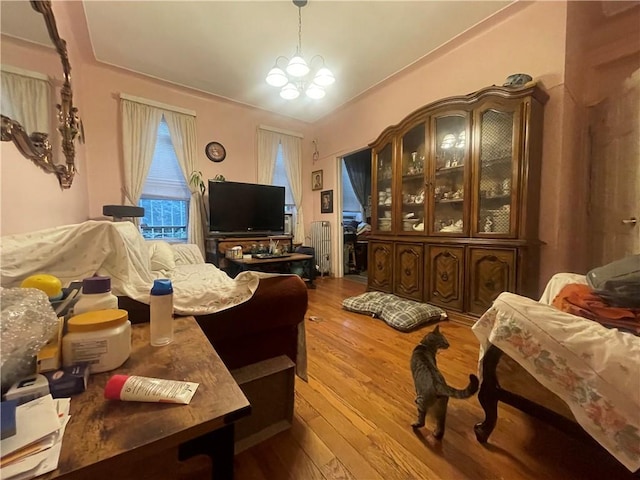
[{"xmin": 368, "ymin": 84, "xmax": 548, "ymax": 323}]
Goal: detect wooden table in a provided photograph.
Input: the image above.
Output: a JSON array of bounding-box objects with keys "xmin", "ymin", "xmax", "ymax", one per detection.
[
  {"xmin": 228, "ymin": 253, "xmax": 316, "ymax": 288},
  {"xmin": 41, "ymin": 317, "xmax": 250, "ymax": 480}
]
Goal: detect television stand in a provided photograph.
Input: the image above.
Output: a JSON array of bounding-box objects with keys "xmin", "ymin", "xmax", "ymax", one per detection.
[
  {"xmin": 227, "ymin": 253, "xmax": 316, "ymax": 288},
  {"xmin": 209, "ymin": 231, "xmax": 284, "ymax": 238},
  {"xmin": 206, "ymin": 234, "xmax": 293, "ymax": 269}
]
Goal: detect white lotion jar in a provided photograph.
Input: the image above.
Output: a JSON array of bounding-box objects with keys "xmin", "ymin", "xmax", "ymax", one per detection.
[{"xmin": 62, "ymin": 309, "xmax": 131, "ymax": 373}]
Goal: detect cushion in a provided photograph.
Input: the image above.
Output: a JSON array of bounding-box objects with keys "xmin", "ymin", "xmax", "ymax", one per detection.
[
  {"xmin": 342, "ymin": 291, "xmax": 389, "ymax": 317},
  {"xmin": 379, "ymin": 297, "xmax": 446, "ymax": 332},
  {"xmin": 172, "ymin": 244, "xmax": 205, "ymax": 266},
  {"xmin": 343, "ymin": 292, "xmax": 446, "ymax": 332},
  {"xmin": 147, "ymin": 240, "xmax": 176, "ymax": 272}
]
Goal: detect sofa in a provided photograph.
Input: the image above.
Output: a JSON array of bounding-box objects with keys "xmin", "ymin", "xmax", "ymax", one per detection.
[
  {"xmin": 472, "ymin": 273, "xmax": 640, "ymax": 474},
  {"xmin": 0, "ymin": 220, "xmax": 308, "ymax": 375},
  {"xmin": 119, "ymin": 273, "xmax": 308, "ymax": 372}
]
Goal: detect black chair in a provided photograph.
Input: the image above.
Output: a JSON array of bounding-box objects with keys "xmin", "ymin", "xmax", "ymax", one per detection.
[
  {"xmin": 295, "ymin": 246, "xmax": 317, "ymax": 284},
  {"xmin": 343, "ymin": 232, "xmax": 358, "ymax": 273}
]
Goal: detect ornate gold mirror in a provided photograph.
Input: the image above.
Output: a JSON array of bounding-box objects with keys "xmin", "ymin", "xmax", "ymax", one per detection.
[{"xmin": 1, "ymin": 0, "xmax": 82, "ymax": 189}]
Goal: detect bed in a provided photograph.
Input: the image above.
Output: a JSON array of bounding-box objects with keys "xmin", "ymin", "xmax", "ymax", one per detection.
[{"xmin": 472, "ymin": 274, "xmax": 640, "ymax": 474}]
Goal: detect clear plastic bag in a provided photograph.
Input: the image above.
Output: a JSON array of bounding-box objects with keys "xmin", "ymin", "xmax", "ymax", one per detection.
[{"xmin": 1, "ymin": 287, "xmax": 59, "ymax": 393}]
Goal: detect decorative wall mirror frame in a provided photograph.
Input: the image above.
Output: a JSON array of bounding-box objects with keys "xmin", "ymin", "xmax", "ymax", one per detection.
[{"xmin": 1, "ymin": 0, "xmax": 82, "ymax": 189}]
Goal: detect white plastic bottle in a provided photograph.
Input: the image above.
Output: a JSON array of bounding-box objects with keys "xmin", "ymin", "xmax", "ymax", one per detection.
[
  {"xmin": 73, "ymin": 276, "xmax": 119, "ymax": 315},
  {"xmin": 150, "ymin": 279, "xmax": 174, "ymax": 346}
]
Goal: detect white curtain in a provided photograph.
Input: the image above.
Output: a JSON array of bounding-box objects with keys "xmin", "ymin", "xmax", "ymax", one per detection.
[
  {"xmin": 164, "ymin": 111, "xmax": 204, "ymax": 254},
  {"xmin": 121, "ymin": 99, "xmax": 163, "ymax": 208},
  {"xmin": 280, "ymin": 135, "xmax": 305, "ymax": 244},
  {"xmin": 256, "ymin": 128, "xmax": 279, "ymax": 184},
  {"xmin": 257, "ymin": 128, "xmax": 305, "ymax": 244},
  {"xmin": 1, "ymin": 70, "xmax": 49, "ymax": 134}
]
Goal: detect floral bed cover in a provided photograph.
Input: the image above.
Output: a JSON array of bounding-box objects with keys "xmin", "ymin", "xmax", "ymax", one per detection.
[{"xmin": 473, "ymin": 292, "xmax": 640, "ymax": 472}]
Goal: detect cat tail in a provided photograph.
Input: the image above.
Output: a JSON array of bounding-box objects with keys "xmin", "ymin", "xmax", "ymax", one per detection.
[{"xmin": 439, "ymin": 374, "xmax": 479, "ymax": 399}]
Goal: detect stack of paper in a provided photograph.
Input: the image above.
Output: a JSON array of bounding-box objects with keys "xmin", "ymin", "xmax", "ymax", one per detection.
[{"xmin": 0, "ymin": 395, "xmax": 70, "ymax": 480}]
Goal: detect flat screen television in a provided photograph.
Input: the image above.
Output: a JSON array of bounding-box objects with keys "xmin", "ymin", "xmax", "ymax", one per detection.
[{"xmin": 208, "ymin": 181, "xmax": 285, "ymax": 235}]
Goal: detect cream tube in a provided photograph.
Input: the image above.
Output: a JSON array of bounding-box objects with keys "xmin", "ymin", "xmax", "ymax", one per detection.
[{"xmin": 104, "ymin": 375, "xmax": 199, "ymax": 404}]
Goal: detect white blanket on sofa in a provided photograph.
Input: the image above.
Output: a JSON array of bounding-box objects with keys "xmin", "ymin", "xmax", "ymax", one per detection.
[
  {"xmin": 0, "ymin": 220, "xmax": 261, "ymax": 316},
  {"xmin": 473, "ymin": 291, "xmax": 640, "ymax": 472}
]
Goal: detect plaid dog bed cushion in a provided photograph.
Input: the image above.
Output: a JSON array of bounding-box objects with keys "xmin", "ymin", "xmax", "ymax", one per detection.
[
  {"xmin": 380, "ymin": 298, "xmax": 447, "ymax": 332},
  {"xmin": 342, "ymin": 292, "xmax": 446, "ymax": 332},
  {"xmin": 342, "ymin": 291, "xmax": 389, "ymax": 317}
]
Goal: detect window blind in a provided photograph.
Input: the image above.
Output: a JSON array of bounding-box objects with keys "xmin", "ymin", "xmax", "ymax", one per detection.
[
  {"xmin": 272, "ymin": 144, "xmax": 295, "ymax": 206},
  {"xmin": 141, "ymin": 117, "xmax": 190, "ymax": 200}
]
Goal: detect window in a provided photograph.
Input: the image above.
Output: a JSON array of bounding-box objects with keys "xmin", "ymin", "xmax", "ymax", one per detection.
[
  {"xmin": 272, "ymin": 143, "xmax": 296, "ymax": 214},
  {"xmin": 342, "ymin": 160, "xmax": 363, "ymax": 223},
  {"xmin": 1, "ymin": 67, "xmax": 50, "ymax": 135},
  {"xmin": 139, "ymin": 117, "xmax": 190, "ymax": 240}
]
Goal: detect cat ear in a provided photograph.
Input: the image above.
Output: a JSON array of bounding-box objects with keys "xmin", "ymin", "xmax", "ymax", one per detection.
[{"xmin": 434, "ymin": 325, "xmax": 440, "ymax": 333}]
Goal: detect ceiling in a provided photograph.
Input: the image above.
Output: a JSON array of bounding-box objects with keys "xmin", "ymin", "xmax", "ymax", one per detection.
[{"xmin": 2, "ymin": 1, "xmax": 514, "ymax": 123}]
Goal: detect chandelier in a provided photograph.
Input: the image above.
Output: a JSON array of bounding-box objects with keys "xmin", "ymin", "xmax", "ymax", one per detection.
[{"xmin": 265, "ymin": 0, "xmax": 335, "ymax": 100}]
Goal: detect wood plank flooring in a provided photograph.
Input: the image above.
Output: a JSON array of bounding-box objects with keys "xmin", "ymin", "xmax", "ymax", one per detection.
[{"xmin": 234, "ymin": 277, "xmax": 634, "ymax": 480}]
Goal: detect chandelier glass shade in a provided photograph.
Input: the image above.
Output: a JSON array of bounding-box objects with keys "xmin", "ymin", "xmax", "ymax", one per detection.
[{"xmin": 265, "ymin": 1, "xmax": 335, "ymax": 100}]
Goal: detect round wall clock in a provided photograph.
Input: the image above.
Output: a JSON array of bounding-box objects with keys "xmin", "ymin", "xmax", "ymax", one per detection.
[{"xmin": 205, "ymin": 141, "xmax": 226, "ymax": 162}]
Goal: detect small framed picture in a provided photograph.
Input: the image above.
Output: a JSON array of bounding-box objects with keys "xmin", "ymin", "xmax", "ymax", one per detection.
[
  {"xmin": 312, "ymin": 170, "xmax": 323, "ymax": 191},
  {"xmin": 321, "ymin": 190, "xmax": 333, "ymax": 214}
]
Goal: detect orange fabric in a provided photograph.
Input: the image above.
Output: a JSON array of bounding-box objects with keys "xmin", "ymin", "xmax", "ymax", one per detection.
[{"xmin": 552, "ymin": 283, "xmax": 640, "ymax": 335}]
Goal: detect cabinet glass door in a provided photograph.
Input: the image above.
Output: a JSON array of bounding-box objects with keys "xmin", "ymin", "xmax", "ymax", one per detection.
[
  {"xmin": 475, "ymin": 105, "xmax": 520, "ymax": 236},
  {"xmin": 400, "ymin": 122, "xmax": 426, "ymax": 233},
  {"xmin": 374, "ymin": 142, "xmax": 393, "ymax": 232},
  {"xmin": 431, "ymin": 114, "xmax": 469, "ymax": 236}
]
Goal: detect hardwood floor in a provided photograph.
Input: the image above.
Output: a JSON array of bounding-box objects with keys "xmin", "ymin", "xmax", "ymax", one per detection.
[{"xmin": 234, "ymin": 277, "xmax": 633, "ymax": 480}]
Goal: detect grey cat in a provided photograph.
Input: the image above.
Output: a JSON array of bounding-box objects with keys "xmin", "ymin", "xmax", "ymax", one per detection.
[{"xmin": 410, "ymin": 325, "xmax": 479, "ymax": 439}]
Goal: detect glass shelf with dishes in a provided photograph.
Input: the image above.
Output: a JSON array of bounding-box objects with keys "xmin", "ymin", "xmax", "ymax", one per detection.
[
  {"xmin": 399, "ymin": 122, "xmax": 427, "ymax": 233},
  {"xmin": 374, "ymin": 142, "xmax": 394, "ymax": 232},
  {"xmin": 431, "ymin": 114, "xmax": 469, "ymax": 235},
  {"xmin": 476, "ymin": 108, "xmax": 515, "ymax": 235}
]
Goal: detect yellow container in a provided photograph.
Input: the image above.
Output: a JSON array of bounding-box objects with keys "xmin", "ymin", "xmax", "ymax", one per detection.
[{"xmin": 63, "ymin": 309, "xmax": 131, "ymax": 373}]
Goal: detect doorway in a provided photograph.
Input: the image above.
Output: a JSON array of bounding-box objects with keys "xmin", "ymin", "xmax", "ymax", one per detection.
[
  {"xmin": 340, "ymin": 148, "xmax": 372, "ymax": 282},
  {"xmin": 587, "ymin": 68, "xmax": 639, "ymax": 267}
]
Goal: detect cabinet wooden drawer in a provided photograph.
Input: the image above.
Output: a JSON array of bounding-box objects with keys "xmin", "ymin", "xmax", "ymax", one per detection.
[
  {"xmin": 393, "ymin": 243, "xmax": 423, "ymax": 301},
  {"xmin": 368, "ymin": 241, "xmax": 393, "ymax": 293},
  {"xmin": 427, "ymin": 245, "xmax": 464, "ymax": 311},
  {"xmin": 467, "ymin": 247, "xmax": 516, "ymax": 316}
]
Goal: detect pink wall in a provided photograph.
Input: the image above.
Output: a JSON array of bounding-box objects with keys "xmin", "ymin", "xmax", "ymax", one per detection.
[
  {"xmin": 309, "ymin": 1, "xmax": 571, "ymax": 290},
  {"xmin": 80, "ymin": 63, "xmax": 313, "ymax": 219},
  {"xmin": 53, "ymin": 0, "xmax": 314, "ymax": 220},
  {"xmin": 0, "ymin": 141, "xmax": 89, "ymax": 235},
  {"xmin": 1, "ymin": 8, "xmax": 90, "ymax": 235},
  {"xmin": 1, "ymin": 1, "xmax": 312, "ymax": 236}
]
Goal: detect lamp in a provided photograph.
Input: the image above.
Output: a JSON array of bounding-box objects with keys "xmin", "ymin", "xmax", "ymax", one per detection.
[
  {"xmin": 103, "ymin": 205, "xmax": 144, "ymax": 222},
  {"xmin": 265, "ymin": 0, "xmax": 335, "ymax": 100}
]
